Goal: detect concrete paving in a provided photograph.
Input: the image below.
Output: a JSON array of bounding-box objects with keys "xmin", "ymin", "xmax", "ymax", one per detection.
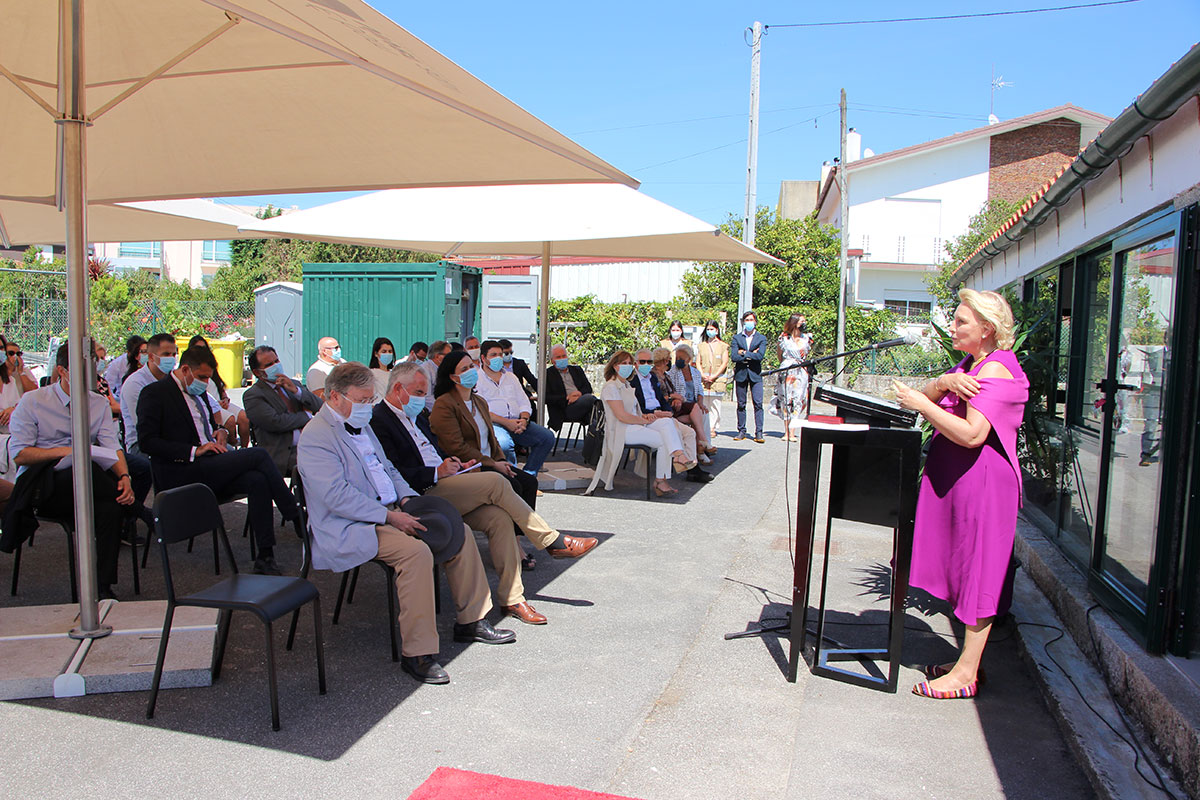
[{"xmin": 0, "ymin": 416, "xmax": 1094, "ymax": 799}]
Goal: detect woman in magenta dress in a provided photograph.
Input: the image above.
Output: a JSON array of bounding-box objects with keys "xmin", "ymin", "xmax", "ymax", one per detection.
[{"xmin": 893, "ymin": 289, "xmax": 1028, "ymax": 699}]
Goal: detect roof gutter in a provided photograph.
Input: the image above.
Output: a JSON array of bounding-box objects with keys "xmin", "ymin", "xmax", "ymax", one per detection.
[{"xmin": 950, "ymin": 42, "xmax": 1200, "ymax": 289}]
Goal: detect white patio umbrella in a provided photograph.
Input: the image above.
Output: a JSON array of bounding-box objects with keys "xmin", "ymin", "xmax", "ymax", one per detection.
[
  {"xmin": 242, "ymin": 183, "xmax": 784, "ymax": 421},
  {"xmin": 0, "ymin": 198, "xmax": 267, "ymax": 247},
  {"xmin": 1, "ymin": 0, "xmax": 634, "ymax": 637}
]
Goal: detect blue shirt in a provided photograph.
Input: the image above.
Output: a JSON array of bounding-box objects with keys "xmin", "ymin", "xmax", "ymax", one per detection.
[{"xmin": 9, "ymin": 382, "xmax": 120, "ymax": 477}]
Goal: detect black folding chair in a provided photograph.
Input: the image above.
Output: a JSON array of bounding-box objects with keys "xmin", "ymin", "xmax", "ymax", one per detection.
[
  {"xmin": 551, "ymin": 421, "xmax": 582, "ymax": 455},
  {"xmin": 145, "ymin": 483, "xmax": 325, "ymax": 731}
]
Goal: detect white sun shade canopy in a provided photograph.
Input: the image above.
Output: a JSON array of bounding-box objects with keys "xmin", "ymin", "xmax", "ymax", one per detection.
[
  {"xmin": 0, "ymin": 198, "xmax": 269, "ymax": 247},
  {"xmin": 0, "ymin": 0, "xmax": 636, "ymax": 205},
  {"xmin": 242, "ymin": 184, "xmax": 784, "ymax": 264}
]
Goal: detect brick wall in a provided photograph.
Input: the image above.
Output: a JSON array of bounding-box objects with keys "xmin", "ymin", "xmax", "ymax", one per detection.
[{"xmin": 988, "ymin": 118, "xmax": 1081, "ymax": 203}]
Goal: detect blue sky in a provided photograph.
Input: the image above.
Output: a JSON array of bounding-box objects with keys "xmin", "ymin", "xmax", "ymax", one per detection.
[{"xmin": 230, "ymin": 0, "xmax": 1199, "ymax": 226}]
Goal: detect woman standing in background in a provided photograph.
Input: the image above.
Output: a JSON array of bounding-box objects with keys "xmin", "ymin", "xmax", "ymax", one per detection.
[
  {"xmin": 369, "ymin": 336, "xmax": 397, "ymax": 399},
  {"xmin": 774, "ymin": 314, "xmax": 813, "ymax": 442},
  {"xmin": 696, "ymin": 320, "xmax": 729, "ymax": 440}
]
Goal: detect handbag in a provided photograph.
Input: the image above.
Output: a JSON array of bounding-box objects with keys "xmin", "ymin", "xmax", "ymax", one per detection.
[{"xmin": 0, "ymin": 433, "xmax": 11, "ymax": 477}]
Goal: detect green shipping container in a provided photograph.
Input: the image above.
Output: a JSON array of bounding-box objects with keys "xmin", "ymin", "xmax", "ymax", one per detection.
[{"xmin": 301, "ymin": 261, "xmax": 482, "ymax": 370}]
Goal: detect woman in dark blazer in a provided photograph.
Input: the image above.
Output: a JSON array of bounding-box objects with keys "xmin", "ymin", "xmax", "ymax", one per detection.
[{"xmin": 429, "ymin": 350, "xmax": 539, "ymax": 508}]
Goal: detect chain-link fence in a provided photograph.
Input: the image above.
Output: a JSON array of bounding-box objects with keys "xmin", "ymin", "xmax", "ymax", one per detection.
[{"xmin": 0, "ymin": 297, "xmax": 255, "ymax": 358}]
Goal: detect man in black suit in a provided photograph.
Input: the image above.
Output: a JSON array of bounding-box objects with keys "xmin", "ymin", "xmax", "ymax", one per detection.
[
  {"xmin": 630, "ymin": 349, "xmax": 711, "ymax": 483},
  {"xmin": 543, "ymin": 343, "xmax": 596, "ymax": 433},
  {"xmin": 369, "ymin": 362, "xmax": 595, "ymax": 625},
  {"xmin": 730, "ymin": 310, "xmax": 769, "ymax": 442},
  {"xmin": 136, "ymin": 345, "xmax": 298, "ymax": 574}
]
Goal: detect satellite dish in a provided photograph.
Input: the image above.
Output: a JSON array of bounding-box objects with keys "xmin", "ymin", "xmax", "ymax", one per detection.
[
  {"xmin": 988, "ymin": 113, "xmax": 1000, "ymax": 125},
  {"xmin": 863, "ymin": 148, "xmax": 875, "ymax": 158}
]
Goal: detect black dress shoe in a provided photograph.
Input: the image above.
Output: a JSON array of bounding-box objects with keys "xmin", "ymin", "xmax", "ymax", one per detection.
[
  {"xmin": 453, "ymin": 618, "xmax": 516, "ymax": 645},
  {"xmin": 687, "ymin": 467, "xmax": 714, "ymax": 483},
  {"xmin": 252, "ymin": 556, "xmax": 283, "ymax": 576},
  {"xmin": 401, "ymin": 654, "xmax": 449, "ymax": 685}
]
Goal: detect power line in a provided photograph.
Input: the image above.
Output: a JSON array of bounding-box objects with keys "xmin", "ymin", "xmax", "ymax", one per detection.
[
  {"xmin": 635, "ymin": 109, "xmax": 838, "ymax": 172},
  {"xmin": 766, "ymin": 0, "xmax": 1141, "ymax": 28},
  {"xmin": 571, "ymin": 103, "xmax": 837, "ymax": 136}
]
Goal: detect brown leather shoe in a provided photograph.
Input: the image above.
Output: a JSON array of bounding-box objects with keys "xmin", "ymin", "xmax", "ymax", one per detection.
[
  {"xmin": 503, "ymin": 601, "xmax": 548, "ymax": 625},
  {"xmin": 547, "ymin": 535, "xmax": 598, "ymax": 559}
]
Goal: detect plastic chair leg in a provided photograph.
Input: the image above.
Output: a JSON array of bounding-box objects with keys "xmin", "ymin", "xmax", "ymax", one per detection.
[
  {"xmin": 385, "ymin": 567, "xmax": 399, "ymax": 662},
  {"xmin": 65, "ymin": 528, "xmax": 78, "ymax": 604},
  {"xmin": 146, "ymin": 604, "xmax": 175, "ymax": 720},
  {"xmin": 346, "ymin": 566, "xmax": 360, "ymax": 604},
  {"xmin": 433, "ymin": 565, "xmax": 442, "ymax": 614},
  {"xmin": 127, "ymin": 517, "xmax": 141, "ymax": 596},
  {"xmin": 311, "ymin": 595, "xmax": 327, "ymax": 695},
  {"xmin": 10, "ymin": 541, "xmax": 20, "ymax": 596},
  {"xmin": 332, "ymin": 571, "xmax": 351, "ymax": 624},
  {"xmin": 263, "ymin": 620, "xmax": 280, "ymax": 731},
  {"xmin": 286, "ymin": 606, "xmax": 302, "ymax": 652},
  {"xmin": 211, "ymin": 608, "xmax": 233, "ymax": 679}
]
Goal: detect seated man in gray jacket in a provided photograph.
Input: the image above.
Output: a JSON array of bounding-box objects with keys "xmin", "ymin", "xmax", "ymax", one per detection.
[
  {"xmin": 298, "ymin": 362, "xmax": 514, "ymax": 685},
  {"xmin": 243, "ymin": 346, "xmax": 323, "ymax": 477}
]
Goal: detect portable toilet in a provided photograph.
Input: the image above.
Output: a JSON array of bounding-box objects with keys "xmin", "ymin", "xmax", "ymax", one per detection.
[
  {"xmin": 301, "ymin": 262, "xmax": 482, "ymax": 369},
  {"xmin": 253, "ymin": 281, "xmax": 304, "ymax": 380}
]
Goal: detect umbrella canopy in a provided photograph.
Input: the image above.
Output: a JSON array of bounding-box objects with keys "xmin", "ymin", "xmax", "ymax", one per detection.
[
  {"xmin": 242, "ymin": 184, "xmax": 783, "ymax": 264},
  {"xmin": 0, "ymin": 198, "xmax": 267, "ymax": 247},
  {"xmin": 1, "ymin": 0, "xmax": 636, "ymax": 638},
  {"xmin": 0, "ymin": 0, "xmax": 635, "ymax": 204},
  {"xmin": 242, "ymin": 183, "xmax": 783, "ymax": 424}
]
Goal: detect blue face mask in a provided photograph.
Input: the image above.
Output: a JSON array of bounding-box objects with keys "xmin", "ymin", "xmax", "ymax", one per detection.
[
  {"xmin": 402, "ymin": 392, "xmax": 426, "ymax": 419},
  {"xmin": 744, "ymin": 321, "xmax": 756, "ymax": 332},
  {"xmin": 617, "ymin": 363, "xmax": 635, "ymax": 379},
  {"xmin": 675, "ymin": 358, "xmax": 686, "ymax": 370},
  {"xmin": 487, "ymin": 356, "xmax": 504, "ymax": 372},
  {"xmin": 264, "ymin": 362, "xmax": 285, "ymax": 381},
  {"xmin": 425, "ymin": 395, "xmax": 435, "ymax": 409},
  {"xmin": 330, "ymin": 347, "xmax": 342, "ymax": 361},
  {"xmin": 378, "ymin": 352, "xmax": 394, "ymax": 366},
  {"xmin": 346, "ymin": 401, "xmax": 374, "ymax": 429},
  {"xmin": 637, "ymin": 363, "xmax": 652, "ymax": 377},
  {"xmin": 502, "ymin": 353, "xmax": 513, "ymax": 363},
  {"xmin": 457, "ymin": 367, "xmax": 479, "ymax": 389},
  {"xmin": 157, "ymin": 355, "xmax": 178, "ymax": 373},
  {"xmin": 139, "ymin": 353, "xmax": 149, "ymax": 366},
  {"xmin": 554, "ymin": 357, "xmax": 569, "ymax": 370},
  {"xmin": 186, "ymin": 378, "xmax": 209, "ymax": 396}
]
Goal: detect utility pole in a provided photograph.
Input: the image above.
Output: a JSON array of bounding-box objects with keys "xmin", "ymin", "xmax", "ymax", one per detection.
[
  {"xmin": 835, "ymin": 88, "xmax": 848, "ymax": 386},
  {"xmin": 739, "ymin": 21, "xmax": 762, "ymax": 323}
]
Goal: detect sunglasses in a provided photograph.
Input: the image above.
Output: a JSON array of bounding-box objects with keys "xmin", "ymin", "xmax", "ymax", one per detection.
[
  {"xmin": 636, "ymin": 359, "xmax": 653, "ymax": 364},
  {"xmin": 6, "ymin": 350, "xmax": 21, "ymax": 357}
]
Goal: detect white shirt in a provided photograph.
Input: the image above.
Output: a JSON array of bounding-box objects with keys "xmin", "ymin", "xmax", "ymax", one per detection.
[
  {"xmin": 474, "ymin": 369, "xmax": 530, "ymax": 419},
  {"xmin": 171, "ymin": 372, "xmax": 217, "ymax": 456},
  {"xmin": 104, "ymin": 359, "xmax": 133, "ymax": 399},
  {"xmin": 386, "ymin": 399, "xmax": 442, "ymax": 473},
  {"xmin": 306, "ymin": 358, "xmax": 341, "ymax": 393},
  {"xmin": 0, "ymin": 369, "xmax": 32, "ymax": 431},
  {"xmin": 637, "ymin": 374, "xmax": 661, "ymax": 412},
  {"xmin": 371, "ymin": 368, "xmax": 390, "ymax": 400},
  {"xmin": 331, "ymin": 406, "xmax": 397, "ymax": 506},
  {"xmin": 119, "ymin": 364, "xmax": 162, "ymax": 450}
]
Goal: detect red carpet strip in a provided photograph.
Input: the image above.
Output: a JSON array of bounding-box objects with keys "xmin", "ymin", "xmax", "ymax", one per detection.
[{"xmin": 407, "ymin": 767, "xmax": 645, "ymax": 800}]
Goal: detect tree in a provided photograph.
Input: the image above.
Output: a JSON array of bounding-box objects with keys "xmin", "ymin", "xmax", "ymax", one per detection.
[
  {"xmin": 677, "ymin": 208, "xmax": 840, "ymax": 312},
  {"xmin": 926, "ymin": 197, "xmax": 1023, "ymax": 310}
]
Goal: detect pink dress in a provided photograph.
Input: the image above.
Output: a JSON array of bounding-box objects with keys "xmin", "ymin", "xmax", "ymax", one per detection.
[{"xmin": 910, "ymin": 350, "xmax": 1029, "ymax": 625}]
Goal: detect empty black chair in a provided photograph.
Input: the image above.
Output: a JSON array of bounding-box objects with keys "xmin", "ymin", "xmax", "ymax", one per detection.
[{"xmin": 146, "ymin": 483, "xmax": 325, "ymax": 731}]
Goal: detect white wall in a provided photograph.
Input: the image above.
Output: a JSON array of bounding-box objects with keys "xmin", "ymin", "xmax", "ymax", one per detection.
[
  {"xmin": 857, "ymin": 265, "xmax": 937, "ymax": 306},
  {"xmin": 963, "ymin": 97, "xmax": 1200, "ymax": 292},
  {"xmin": 529, "ymin": 260, "xmax": 695, "ymax": 303},
  {"xmin": 843, "ymin": 137, "xmax": 991, "ymax": 267}
]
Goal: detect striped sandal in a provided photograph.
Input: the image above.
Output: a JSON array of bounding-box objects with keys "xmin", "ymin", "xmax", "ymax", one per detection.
[
  {"xmin": 925, "ymin": 664, "xmax": 987, "ymax": 686},
  {"xmin": 912, "ymin": 679, "xmax": 979, "ymax": 699}
]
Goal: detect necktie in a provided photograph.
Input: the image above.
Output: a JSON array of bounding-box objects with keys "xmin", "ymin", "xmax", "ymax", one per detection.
[
  {"xmin": 344, "ymin": 423, "xmax": 361, "ymax": 435},
  {"xmin": 277, "ymin": 384, "xmax": 300, "ymax": 413},
  {"xmin": 191, "ymin": 394, "xmax": 214, "ymax": 442}
]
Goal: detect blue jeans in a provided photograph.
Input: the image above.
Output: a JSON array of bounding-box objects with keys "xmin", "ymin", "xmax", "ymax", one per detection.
[{"xmin": 492, "ymin": 420, "xmax": 555, "ymax": 474}]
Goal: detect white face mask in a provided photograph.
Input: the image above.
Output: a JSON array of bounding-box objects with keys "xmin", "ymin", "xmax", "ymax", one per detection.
[{"xmin": 467, "ymin": 348, "xmax": 481, "ymax": 361}]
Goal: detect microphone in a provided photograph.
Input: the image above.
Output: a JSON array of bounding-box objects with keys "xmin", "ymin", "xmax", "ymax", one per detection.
[{"xmin": 867, "ymin": 333, "xmax": 920, "ymax": 350}]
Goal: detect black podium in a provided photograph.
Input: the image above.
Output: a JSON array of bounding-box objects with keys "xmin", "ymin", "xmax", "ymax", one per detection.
[{"xmin": 786, "ymin": 386, "xmax": 922, "ymax": 692}]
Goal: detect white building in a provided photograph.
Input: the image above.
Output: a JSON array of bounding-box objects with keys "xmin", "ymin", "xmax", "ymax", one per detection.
[
  {"xmin": 790, "ymin": 105, "xmax": 1110, "ymax": 318},
  {"xmin": 453, "ymin": 256, "xmax": 695, "ymax": 303}
]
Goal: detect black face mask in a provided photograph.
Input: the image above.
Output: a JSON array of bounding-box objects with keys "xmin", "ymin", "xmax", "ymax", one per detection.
[
  {"xmin": 798, "ymin": 324, "xmax": 807, "ymax": 334},
  {"xmin": 674, "ymin": 358, "xmax": 686, "ymax": 370}
]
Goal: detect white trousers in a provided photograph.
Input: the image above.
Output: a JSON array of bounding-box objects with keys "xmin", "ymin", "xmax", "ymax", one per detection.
[{"xmin": 624, "ymin": 418, "xmax": 685, "ymax": 479}]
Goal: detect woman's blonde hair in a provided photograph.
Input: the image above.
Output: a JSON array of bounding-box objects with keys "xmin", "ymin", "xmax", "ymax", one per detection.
[
  {"xmin": 957, "ymin": 288, "xmax": 1016, "ymax": 350},
  {"xmin": 651, "ymin": 346, "xmax": 672, "ymax": 364}
]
